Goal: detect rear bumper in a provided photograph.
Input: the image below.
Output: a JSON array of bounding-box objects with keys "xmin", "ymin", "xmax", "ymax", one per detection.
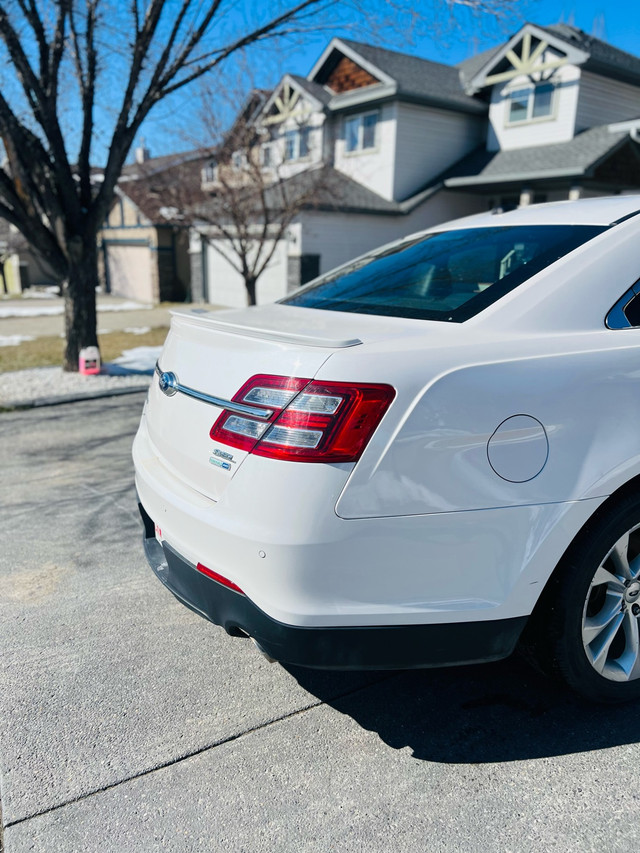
[{"xmin": 140, "ymin": 503, "xmax": 527, "ymax": 670}]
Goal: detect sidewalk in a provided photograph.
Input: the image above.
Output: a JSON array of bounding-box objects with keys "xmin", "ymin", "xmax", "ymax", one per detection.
[{"xmin": 0, "ymin": 292, "xmax": 175, "ymax": 342}]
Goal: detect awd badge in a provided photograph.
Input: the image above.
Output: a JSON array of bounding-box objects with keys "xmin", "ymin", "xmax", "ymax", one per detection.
[{"xmin": 209, "ymin": 448, "xmax": 234, "ymax": 470}]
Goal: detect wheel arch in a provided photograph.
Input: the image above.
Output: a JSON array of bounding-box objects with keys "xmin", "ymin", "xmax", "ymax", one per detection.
[{"xmin": 520, "ymin": 473, "xmax": 640, "ymax": 660}]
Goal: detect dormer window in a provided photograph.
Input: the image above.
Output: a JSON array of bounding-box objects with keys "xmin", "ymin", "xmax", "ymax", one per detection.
[
  {"xmin": 507, "ymin": 82, "xmax": 555, "ymax": 124},
  {"xmin": 284, "ymin": 127, "xmax": 310, "ymax": 161},
  {"xmin": 344, "ymin": 111, "xmax": 378, "ymax": 153}
]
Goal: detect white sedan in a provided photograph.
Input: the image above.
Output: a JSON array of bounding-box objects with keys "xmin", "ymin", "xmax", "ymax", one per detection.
[{"xmin": 134, "ymin": 196, "xmax": 640, "ymax": 703}]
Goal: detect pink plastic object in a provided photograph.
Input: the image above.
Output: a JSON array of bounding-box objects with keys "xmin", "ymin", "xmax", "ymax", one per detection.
[{"xmin": 79, "ymin": 346, "xmax": 101, "ymax": 375}]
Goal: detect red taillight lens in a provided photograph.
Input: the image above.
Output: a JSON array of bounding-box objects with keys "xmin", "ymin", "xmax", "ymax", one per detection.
[{"xmin": 210, "ymin": 374, "xmax": 395, "ymax": 463}]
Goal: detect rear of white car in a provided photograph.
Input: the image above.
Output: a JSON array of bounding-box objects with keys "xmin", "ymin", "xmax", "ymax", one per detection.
[{"xmin": 134, "ymin": 197, "xmax": 640, "ymax": 696}]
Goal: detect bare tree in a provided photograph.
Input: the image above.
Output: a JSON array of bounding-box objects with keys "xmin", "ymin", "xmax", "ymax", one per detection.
[
  {"xmin": 0, "ymin": 0, "xmax": 519, "ymax": 368},
  {"xmin": 186, "ymin": 89, "xmax": 342, "ymax": 306},
  {"xmin": 0, "ymin": 0, "xmax": 333, "ymax": 369}
]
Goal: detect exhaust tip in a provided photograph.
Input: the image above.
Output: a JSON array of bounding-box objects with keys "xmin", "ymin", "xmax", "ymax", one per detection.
[{"xmin": 251, "ymin": 638, "xmax": 277, "ymax": 663}]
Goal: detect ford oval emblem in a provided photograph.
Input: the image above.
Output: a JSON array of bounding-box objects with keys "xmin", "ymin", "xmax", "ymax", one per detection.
[{"xmin": 158, "ymin": 371, "xmax": 178, "ymax": 397}]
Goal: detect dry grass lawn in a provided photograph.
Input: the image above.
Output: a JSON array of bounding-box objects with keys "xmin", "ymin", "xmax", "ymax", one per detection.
[{"xmin": 0, "ymin": 327, "xmax": 169, "ymax": 373}]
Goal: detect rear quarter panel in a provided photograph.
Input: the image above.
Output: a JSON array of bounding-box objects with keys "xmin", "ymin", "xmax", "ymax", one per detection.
[{"xmin": 334, "ymin": 334, "xmax": 640, "ymax": 518}]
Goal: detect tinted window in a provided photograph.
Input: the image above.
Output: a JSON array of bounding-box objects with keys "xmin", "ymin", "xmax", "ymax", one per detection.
[
  {"xmin": 282, "ymin": 225, "xmax": 604, "ymax": 322},
  {"xmin": 624, "ymin": 294, "xmax": 640, "ymax": 327}
]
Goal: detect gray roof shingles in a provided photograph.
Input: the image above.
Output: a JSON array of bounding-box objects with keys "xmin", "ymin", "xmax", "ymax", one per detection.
[
  {"xmin": 331, "ymin": 39, "xmax": 487, "ymax": 114},
  {"xmin": 542, "ymin": 24, "xmax": 640, "ymax": 85},
  {"xmin": 444, "ymin": 125, "xmax": 629, "ymax": 187},
  {"xmin": 263, "ymin": 164, "xmax": 403, "ymax": 214},
  {"xmin": 290, "ymin": 74, "xmax": 333, "ymax": 105}
]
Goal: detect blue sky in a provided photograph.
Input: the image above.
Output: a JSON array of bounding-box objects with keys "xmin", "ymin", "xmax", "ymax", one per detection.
[
  {"xmin": 288, "ymin": 0, "xmax": 640, "ymax": 71},
  {"xmin": 138, "ymin": 0, "xmax": 640, "ymax": 160}
]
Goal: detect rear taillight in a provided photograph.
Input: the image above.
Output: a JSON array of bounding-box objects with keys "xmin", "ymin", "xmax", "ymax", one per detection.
[{"xmin": 210, "ymin": 374, "xmax": 395, "ymax": 463}]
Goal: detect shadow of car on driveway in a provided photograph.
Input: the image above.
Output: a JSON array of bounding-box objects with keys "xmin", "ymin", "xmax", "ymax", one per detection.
[{"xmin": 283, "ymin": 654, "xmax": 638, "ymax": 764}]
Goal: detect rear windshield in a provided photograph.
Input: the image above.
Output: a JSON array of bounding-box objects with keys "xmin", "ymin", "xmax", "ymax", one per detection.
[{"xmin": 282, "ymin": 224, "xmax": 605, "ymax": 322}]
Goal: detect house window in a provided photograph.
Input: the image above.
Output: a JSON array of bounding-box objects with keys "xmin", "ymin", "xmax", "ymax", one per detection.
[
  {"xmin": 202, "ymin": 160, "xmax": 218, "ymax": 183},
  {"xmin": 231, "ymin": 151, "xmax": 246, "ymax": 169},
  {"xmin": 344, "ymin": 111, "xmax": 378, "ymax": 153},
  {"xmin": 507, "ymin": 83, "xmax": 554, "ymax": 124},
  {"xmin": 261, "ymin": 144, "xmax": 272, "ymax": 168},
  {"xmin": 284, "ymin": 127, "xmax": 310, "ymax": 161}
]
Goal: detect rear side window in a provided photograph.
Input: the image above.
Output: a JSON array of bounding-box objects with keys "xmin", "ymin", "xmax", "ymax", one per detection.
[{"xmin": 282, "ymin": 225, "xmax": 604, "ymax": 322}]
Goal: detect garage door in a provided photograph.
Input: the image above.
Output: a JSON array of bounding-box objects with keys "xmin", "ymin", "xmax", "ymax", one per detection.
[
  {"xmin": 206, "ymin": 238, "xmax": 288, "ymax": 307},
  {"xmin": 105, "ymin": 243, "xmax": 153, "ymax": 302}
]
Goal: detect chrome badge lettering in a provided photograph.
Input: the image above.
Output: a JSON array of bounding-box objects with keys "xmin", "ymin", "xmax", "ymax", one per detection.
[{"xmin": 212, "ymin": 448, "xmax": 234, "ymax": 462}]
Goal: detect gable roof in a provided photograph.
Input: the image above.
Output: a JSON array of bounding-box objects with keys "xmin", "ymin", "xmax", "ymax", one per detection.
[
  {"xmin": 462, "ymin": 22, "xmax": 640, "ymax": 94},
  {"xmin": 464, "ymin": 23, "xmax": 590, "ymax": 93},
  {"xmin": 309, "ymin": 38, "xmax": 486, "ymax": 115},
  {"xmin": 443, "ymin": 125, "xmax": 631, "ymax": 188}
]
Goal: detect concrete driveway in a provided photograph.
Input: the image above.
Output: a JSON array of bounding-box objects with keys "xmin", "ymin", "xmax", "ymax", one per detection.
[{"xmin": 1, "ymin": 395, "xmax": 640, "ymax": 852}]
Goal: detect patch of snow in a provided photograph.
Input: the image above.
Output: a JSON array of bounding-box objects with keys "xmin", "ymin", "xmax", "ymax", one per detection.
[
  {"xmin": 21, "ymin": 287, "xmax": 60, "ymax": 298},
  {"xmin": 0, "ymin": 334, "xmax": 35, "ymax": 346},
  {"xmin": 124, "ymin": 326, "xmax": 151, "ymax": 335},
  {"xmin": 98, "ymin": 301, "xmax": 152, "ymax": 313},
  {"xmin": 0, "ymin": 300, "xmax": 152, "ymax": 319},
  {"xmin": 0, "ymin": 305, "xmax": 63, "ymax": 318},
  {"xmin": 0, "ymin": 365, "xmax": 152, "ymax": 406},
  {"xmin": 105, "ymin": 345, "xmax": 162, "ymax": 375}
]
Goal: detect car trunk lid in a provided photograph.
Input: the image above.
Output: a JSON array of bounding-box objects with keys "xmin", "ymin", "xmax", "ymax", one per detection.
[{"xmin": 146, "ymin": 306, "xmax": 368, "ymax": 502}]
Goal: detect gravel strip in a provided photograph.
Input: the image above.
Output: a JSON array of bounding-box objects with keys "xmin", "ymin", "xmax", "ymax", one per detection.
[{"xmin": 0, "ymin": 366, "xmax": 152, "ymax": 409}]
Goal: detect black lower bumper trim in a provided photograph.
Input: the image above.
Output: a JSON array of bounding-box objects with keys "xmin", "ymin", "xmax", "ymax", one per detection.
[{"xmin": 139, "ymin": 503, "xmax": 527, "ymax": 670}]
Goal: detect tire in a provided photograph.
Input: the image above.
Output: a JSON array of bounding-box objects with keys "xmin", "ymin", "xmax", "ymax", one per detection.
[{"xmin": 524, "ymin": 492, "xmax": 640, "ymax": 703}]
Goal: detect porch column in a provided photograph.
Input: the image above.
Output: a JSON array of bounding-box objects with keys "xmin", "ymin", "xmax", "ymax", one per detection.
[{"xmin": 519, "ymin": 187, "xmax": 533, "ymax": 207}]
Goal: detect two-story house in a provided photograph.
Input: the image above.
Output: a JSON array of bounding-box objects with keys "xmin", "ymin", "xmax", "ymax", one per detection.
[{"xmin": 190, "ymin": 22, "xmax": 640, "ymax": 307}]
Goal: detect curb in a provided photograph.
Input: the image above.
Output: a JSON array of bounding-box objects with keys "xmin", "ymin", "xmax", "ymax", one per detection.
[{"xmin": 0, "ymin": 385, "xmax": 150, "ymax": 412}]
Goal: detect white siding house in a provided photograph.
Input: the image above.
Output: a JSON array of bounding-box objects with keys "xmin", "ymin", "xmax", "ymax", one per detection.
[{"xmin": 190, "ymin": 24, "xmax": 640, "ymax": 307}]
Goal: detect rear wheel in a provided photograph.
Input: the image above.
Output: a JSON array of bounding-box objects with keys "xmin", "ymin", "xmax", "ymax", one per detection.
[{"xmin": 526, "ymin": 494, "xmax": 640, "ymax": 703}]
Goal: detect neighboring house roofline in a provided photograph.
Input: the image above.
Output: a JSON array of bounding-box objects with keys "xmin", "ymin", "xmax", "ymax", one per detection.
[
  {"xmin": 111, "ymin": 185, "xmax": 152, "ymax": 226},
  {"xmin": 256, "ymin": 74, "xmax": 327, "ymax": 127},
  {"xmin": 542, "ymin": 24, "xmax": 640, "ymax": 88},
  {"xmin": 466, "ymin": 22, "xmax": 590, "ymax": 94},
  {"xmin": 306, "ymin": 37, "xmax": 395, "ymax": 89},
  {"xmin": 442, "ymin": 126, "xmax": 632, "ymax": 190},
  {"xmin": 307, "ymin": 37, "xmax": 487, "ymax": 116},
  {"xmin": 117, "ymin": 147, "xmax": 210, "ymax": 181}
]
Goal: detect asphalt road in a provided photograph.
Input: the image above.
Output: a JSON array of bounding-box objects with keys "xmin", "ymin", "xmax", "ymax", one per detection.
[{"xmin": 1, "ymin": 395, "xmax": 640, "ymax": 852}]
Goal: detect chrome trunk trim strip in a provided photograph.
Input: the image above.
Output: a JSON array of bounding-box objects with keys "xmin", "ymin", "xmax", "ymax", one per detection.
[{"xmin": 155, "ymin": 364, "xmax": 274, "ymax": 419}]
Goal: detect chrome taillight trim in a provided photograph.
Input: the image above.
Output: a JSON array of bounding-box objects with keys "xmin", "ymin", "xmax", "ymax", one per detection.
[{"xmin": 155, "ymin": 363, "xmax": 274, "ymax": 419}]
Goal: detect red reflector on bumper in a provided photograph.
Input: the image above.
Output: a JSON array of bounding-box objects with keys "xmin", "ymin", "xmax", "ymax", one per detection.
[{"xmin": 196, "ymin": 563, "xmax": 245, "ymax": 595}]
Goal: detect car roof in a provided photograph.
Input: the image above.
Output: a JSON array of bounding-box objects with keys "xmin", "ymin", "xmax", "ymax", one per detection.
[{"xmin": 426, "ymin": 196, "xmax": 640, "ymax": 232}]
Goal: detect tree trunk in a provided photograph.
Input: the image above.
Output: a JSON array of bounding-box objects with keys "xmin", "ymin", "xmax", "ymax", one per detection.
[
  {"xmin": 63, "ymin": 237, "xmax": 99, "ymax": 372},
  {"xmin": 245, "ymin": 275, "xmax": 257, "ymax": 306}
]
